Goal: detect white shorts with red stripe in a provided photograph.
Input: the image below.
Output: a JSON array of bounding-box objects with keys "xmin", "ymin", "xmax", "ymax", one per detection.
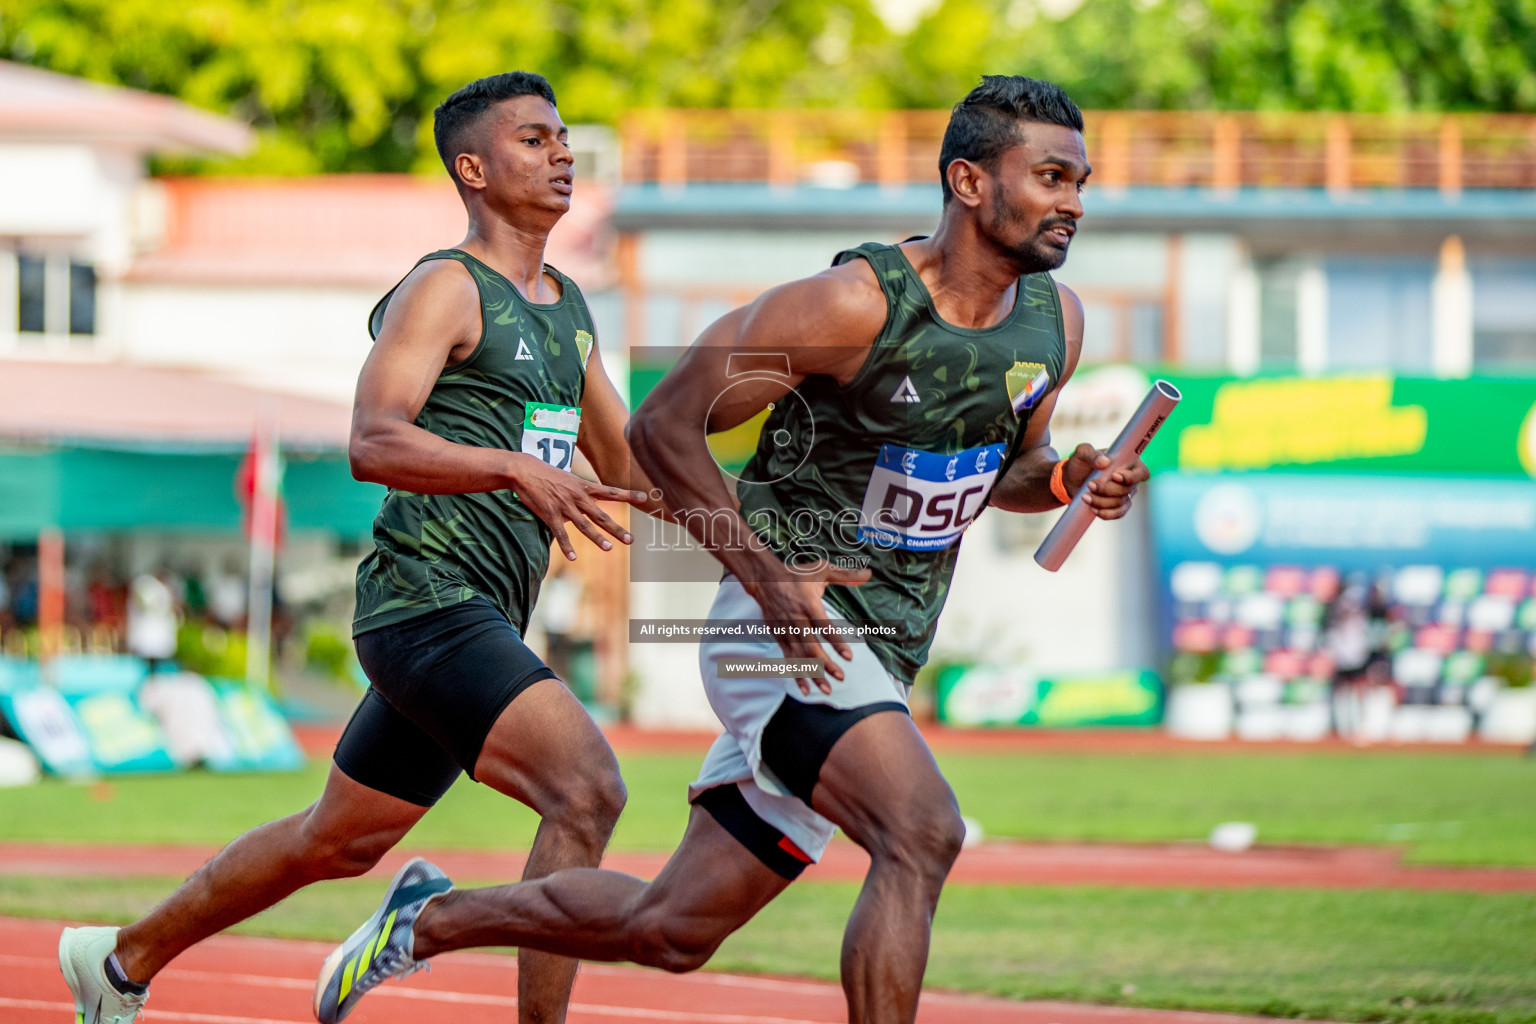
[{"xmin": 687, "ymin": 575, "xmax": 910, "ymax": 863}]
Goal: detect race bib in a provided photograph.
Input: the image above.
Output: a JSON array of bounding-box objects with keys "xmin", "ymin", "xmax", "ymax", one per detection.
[
  {"xmin": 858, "ymin": 442, "xmax": 1006, "ymax": 551},
  {"xmin": 521, "ymin": 402, "xmax": 581, "ymax": 471}
]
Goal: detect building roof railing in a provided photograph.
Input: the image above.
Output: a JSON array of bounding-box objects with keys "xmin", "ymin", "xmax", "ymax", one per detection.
[{"xmin": 620, "ymin": 110, "xmax": 1536, "ymax": 193}]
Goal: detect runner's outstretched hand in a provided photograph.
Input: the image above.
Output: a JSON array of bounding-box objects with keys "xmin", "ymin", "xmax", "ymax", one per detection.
[
  {"xmin": 507, "ymin": 453, "xmax": 649, "ymax": 561},
  {"xmin": 742, "ymin": 561, "xmax": 872, "ymax": 695}
]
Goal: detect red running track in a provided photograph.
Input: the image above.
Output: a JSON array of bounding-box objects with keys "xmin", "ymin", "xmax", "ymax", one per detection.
[
  {"xmin": 294, "ymin": 724, "xmax": 1531, "ymax": 761},
  {"xmin": 0, "ymin": 916, "xmax": 1338, "ymax": 1024},
  {"xmin": 3, "ymin": 838, "xmax": 1535, "ymax": 892}
]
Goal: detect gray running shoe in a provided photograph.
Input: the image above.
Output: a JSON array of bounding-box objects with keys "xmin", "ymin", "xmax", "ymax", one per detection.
[
  {"xmin": 312, "ymin": 857, "xmax": 453, "ymax": 1023},
  {"xmin": 58, "ymin": 926, "xmax": 149, "ymax": 1024}
]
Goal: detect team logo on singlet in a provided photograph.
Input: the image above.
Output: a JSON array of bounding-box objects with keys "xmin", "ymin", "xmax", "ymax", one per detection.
[
  {"xmin": 858, "ymin": 442, "xmax": 1005, "ymax": 551},
  {"xmin": 515, "ymin": 338, "xmax": 535, "ymax": 361},
  {"xmin": 1006, "ymin": 362, "xmax": 1051, "ymax": 414},
  {"xmin": 890, "ymin": 376, "xmax": 921, "ymax": 404},
  {"xmin": 575, "ymin": 330, "xmax": 593, "ymax": 370}
]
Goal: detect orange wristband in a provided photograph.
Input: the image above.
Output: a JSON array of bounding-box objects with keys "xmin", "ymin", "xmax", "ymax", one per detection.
[{"xmin": 1049, "ymin": 458, "xmax": 1072, "ymax": 505}]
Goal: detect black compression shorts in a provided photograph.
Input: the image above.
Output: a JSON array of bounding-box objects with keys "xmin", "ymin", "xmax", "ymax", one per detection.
[
  {"xmin": 336, "ymin": 597, "xmax": 557, "ymax": 806},
  {"xmin": 694, "ymin": 699, "xmax": 908, "ymax": 880},
  {"xmin": 692, "ymin": 784, "xmax": 812, "ymax": 880}
]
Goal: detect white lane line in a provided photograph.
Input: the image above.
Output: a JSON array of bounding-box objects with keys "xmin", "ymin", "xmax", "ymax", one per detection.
[
  {"xmin": 0, "ymin": 953, "xmax": 56, "ymax": 968},
  {"xmin": 1, "ymin": 987, "xmax": 828, "ymax": 1024},
  {"xmin": 0, "ymin": 997, "xmax": 304, "ymax": 1024},
  {"xmin": 567, "ymin": 1002, "xmax": 828, "ymax": 1024},
  {"xmin": 0, "ymin": 956, "xmax": 836, "ymax": 1024},
  {"xmin": 4, "ymin": 945, "xmax": 836, "ymax": 1001},
  {"xmin": 619, "ymin": 969, "xmax": 842, "ymax": 996}
]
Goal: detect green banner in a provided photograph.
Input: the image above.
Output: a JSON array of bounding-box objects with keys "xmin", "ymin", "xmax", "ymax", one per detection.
[
  {"xmin": 630, "ymin": 362, "xmax": 1536, "ymax": 480},
  {"xmin": 935, "ymin": 666, "xmax": 1164, "ymax": 727},
  {"xmin": 0, "ymin": 446, "xmax": 383, "ymax": 539},
  {"xmin": 1147, "ymin": 374, "xmax": 1536, "ymax": 478}
]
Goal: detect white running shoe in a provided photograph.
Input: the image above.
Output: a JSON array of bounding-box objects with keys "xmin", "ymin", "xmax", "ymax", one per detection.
[
  {"xmin": 312, "ymin": 857, "xmax": 454, "ymax": 1023},
  {"xmin": 58, "ymin": 926, "xmax": 149, "ymax": 1024}
]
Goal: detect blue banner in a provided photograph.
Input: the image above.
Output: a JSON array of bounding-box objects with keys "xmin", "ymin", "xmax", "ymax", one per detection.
[{"xmin": 1152, "ymin": 473, "xmax": 1536, "ymax": 570}]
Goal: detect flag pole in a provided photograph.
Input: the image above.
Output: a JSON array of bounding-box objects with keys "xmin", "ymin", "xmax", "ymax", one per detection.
[{"xmin": 245, "ymin": 401, "xmax": 281, "ymax": 690}]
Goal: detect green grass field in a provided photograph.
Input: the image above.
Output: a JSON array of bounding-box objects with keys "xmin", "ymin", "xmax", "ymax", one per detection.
[
  {"xmin": 3, "ymin": 746, "xmax": 1535, "ymax": 1023},
  {"xmin": 2, "ymin": 749, "xmax": 1533, "ymax": 864},
  {"xmin": 2, "ymin": 875, "xmax": 1531, "ymax": 1024}
]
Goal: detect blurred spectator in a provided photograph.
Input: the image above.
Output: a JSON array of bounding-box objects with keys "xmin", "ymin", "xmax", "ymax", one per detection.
[
  {"xmin": 206, "ymin": 561, "xmax": 247, "ymax": 628},
  {"xmin": 86, "ymin": 564, "xmax": 126, "ymax": 631},
  {"xmin": 127, "ymin": 569, "xmax": 180, "ymax": 672},
  {"xmin": 271, "ymin": 576, "xmax": 294, "ymax": 659},
  {"xmin": 182, "ymin": 567, "xmax": 209, "ymax": 621},
  {"xmin": 9, "ymin": 557, "xmax": 39, "ymax": 626},
  {"xmin": 1325, "ymin": 576, "xmax": 1393, "ymax": 743}
]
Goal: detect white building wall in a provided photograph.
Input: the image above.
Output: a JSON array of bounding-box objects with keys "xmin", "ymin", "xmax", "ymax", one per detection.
[
  {"xmin": 1296, "ymin": 261, "xmax": 1329, "ymax": 374},
  {"xmin": 0, "ymin": 144, "xmax": 139, "ymax": 267},
  {"xmin": 626, "ymin": 580, "xmax": 723, "ymax": 730},
  {"xmin": 638, "ymin": 230, "xmax": 898, "ymax": 287},
  {"xmin": 116, "ymin": 283, "xmax": 380, "ymax": 403},
  {"xmin": 1226, "ymin": 253, "xmax": 1261, "ymax": 376},
  {"xmin": 0, "ymin": 143, "xmax": 142, "ymax": 359},
  {"xmin": 1055, "ymin": 233, "xmax": 1169, "ymax": 290},
  {"xmin": 1432, "ymin": 235, "xmax": 1473, "ymax": 378},
  {"xmin": 0, "ymin": 144, "xmax": 107, "ymax": 241}
]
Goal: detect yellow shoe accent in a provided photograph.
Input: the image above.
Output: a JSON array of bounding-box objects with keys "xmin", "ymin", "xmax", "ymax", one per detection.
[
  {"xmin": 355, "ymin": 935, "xmax": 374, "ymax": 980},
  {"xmin": 373, "ymin": 910, "xmax": 399, "ymax": 961},
  {"xmin": 337, "ymin": 956, "xmax": 357, "ymax": 1006}
]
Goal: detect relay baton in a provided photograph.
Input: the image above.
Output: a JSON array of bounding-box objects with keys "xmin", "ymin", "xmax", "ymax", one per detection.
[{"xmin": 1033, "ymin": 379, "xmax": 1181, "ymax": 572}]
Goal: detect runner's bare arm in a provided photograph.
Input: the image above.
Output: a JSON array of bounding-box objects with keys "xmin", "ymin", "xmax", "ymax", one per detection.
[
  {"xmin": 627, "ymin": 262, "xmax": 885, "ymax": 687},
  {"xmin": 628, "ymin": 263, "xmax": 881, "ymax": 571},
  {"xmin": 576, "ymin": 338, "xmax": 672, "ymax": 521},
  {"xmin": 350, "ymin": 260, "xmax": 646, "ymax": 557},
  {"xmin": 988, "ymin": 282, "xmax": 1147, "ymax": 518}
]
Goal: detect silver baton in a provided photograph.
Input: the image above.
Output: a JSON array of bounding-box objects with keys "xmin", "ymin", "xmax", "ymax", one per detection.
[{"xmin": 1033, "ymin": 379, "xmax": 1182, "ymax": 572}]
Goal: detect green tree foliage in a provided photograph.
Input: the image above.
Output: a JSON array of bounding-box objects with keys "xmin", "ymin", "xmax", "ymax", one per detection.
[
  {"xmin": 1, "ymin": 0, "xmax": 1532, "ymax": 174},
  {"xmin": 0, "ymin": 0, "xmax": 895, "ymax": 173},
  {"xmin": 898, "ymin": 0, "xmax": 1536, "ymax": 113}
]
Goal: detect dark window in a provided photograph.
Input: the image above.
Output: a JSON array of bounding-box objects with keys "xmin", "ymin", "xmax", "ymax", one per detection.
[
  {"xmin": 1325, "ymin": 257, "xmax": 1435, "ymax": 372},
  {"xmin": 68, "ymin": 262, "xmax": 96, "ymax": 335},
  {"xmin": 17, "ymin": 255, "xmax": 45, "ymax": 333},
  {"xmin": 1472, "ymin": 260, "xmax": 1536, "ymax": 369},
  {"xmin": 1256, "ymin": 258, "xmax": 1300, "ymax": 366},
  {"xmin": 1076, "ymin": 296, "xmax": 1165, "ymax": 365},
  {"xmin": 1129, "ymin": 302, "xmax": 1164, "ymax": 364}
]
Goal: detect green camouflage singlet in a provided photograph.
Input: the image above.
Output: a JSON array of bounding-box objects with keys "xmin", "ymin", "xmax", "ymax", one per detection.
[
  {"xmin": 735, "ymin": 241, "xmax": 1066, "ymax": 683},
  {"xmin": 353, "ymin": 249, "xmax": 595, "ymax": 637}
]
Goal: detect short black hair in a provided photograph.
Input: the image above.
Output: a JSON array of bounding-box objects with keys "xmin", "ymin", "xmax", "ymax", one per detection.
[
  {"xmin": 938, "ymin": 75, "xmax": 1084, "ymax": 203},
  {"xmin": 434, "ymin": 72, "xmax": 558, "ymax": 186}
]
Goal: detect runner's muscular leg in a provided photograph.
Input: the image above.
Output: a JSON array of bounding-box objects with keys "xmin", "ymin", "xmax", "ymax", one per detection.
[
  {"xmin": 414, "ymin": 801, "xmax": 791, "ymax": 970},
  {"xmin": 114, "ymin": 764, "xmax": 429, "ymax": 983},
  {"xmin": 468, "ymin": 678, "xmax": 629, "ymax": 1024},
  {"xmin": 808, "ymin": 710, "xmax": 965, "ymax": 1024}
]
